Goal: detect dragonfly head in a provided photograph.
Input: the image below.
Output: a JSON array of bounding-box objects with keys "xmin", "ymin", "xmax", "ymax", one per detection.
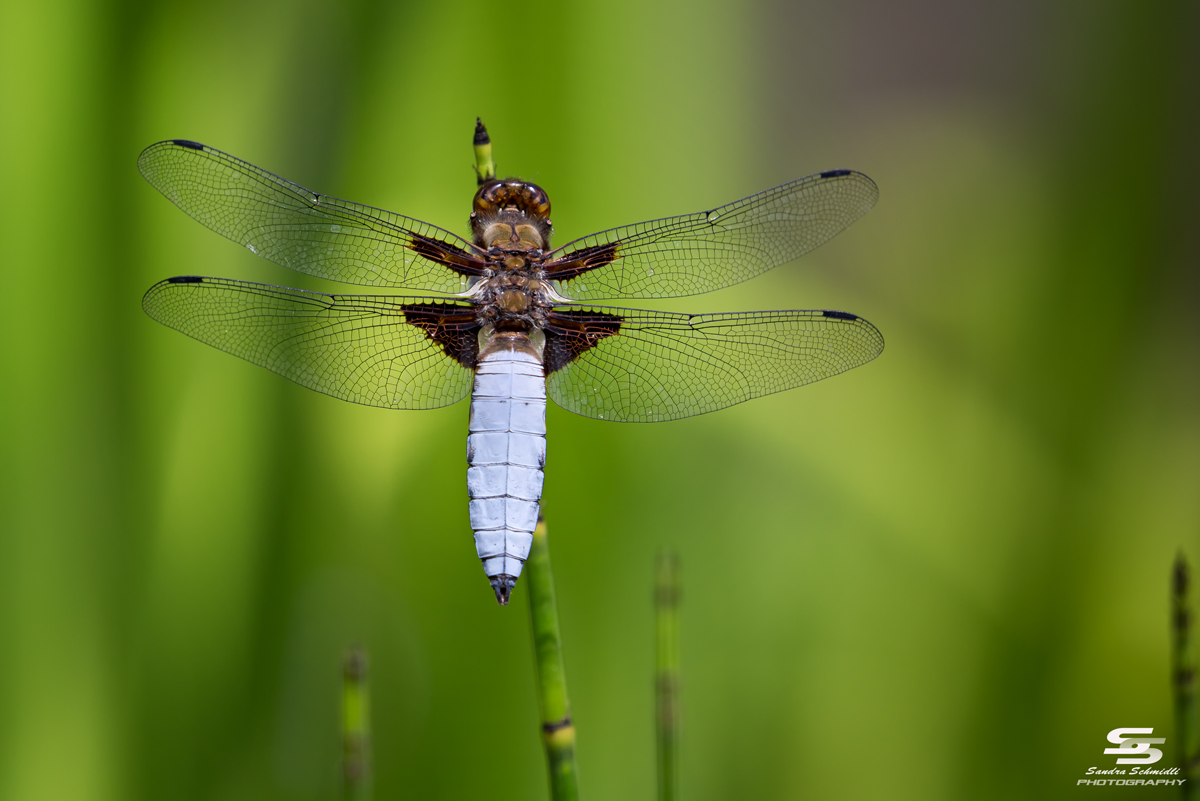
[{"xmin": 471, "ymin": 179, "xmax": 552, "ymax": 251}]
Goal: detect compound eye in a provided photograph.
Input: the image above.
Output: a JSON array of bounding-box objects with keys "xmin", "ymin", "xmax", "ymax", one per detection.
[
  {"xmin": 523, "ymin": 185, "xmax": 551, "ymax": 217},
  {"xmin": 473, "ymin": 181, "xmax": 505, "ymax": 214}
]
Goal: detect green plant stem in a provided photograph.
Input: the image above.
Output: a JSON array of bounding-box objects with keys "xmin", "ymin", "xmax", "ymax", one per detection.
[
  {"xmin": 1174, "ymin": 554, "xmax": 1199, "ymax": 796},
  {"xmin": 526, "ymin": 518, "xmax": 580, "ymax": 801},
  {"xmin": 655, "ymin": 551, "xmax": 681, "ymax": 801},
  {"xmin": 473, "ymin": 117, "xmax": 496, "ymax": 185},
  {"xmin": 343, "ymin": 646, "xmax": 371, "ymax": 801}
]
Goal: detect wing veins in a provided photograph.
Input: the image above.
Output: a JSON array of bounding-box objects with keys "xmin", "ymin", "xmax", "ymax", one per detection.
[
  {"xmin": 544, "ymin": 171, "xmax": 877, "ymax": 300},
  {"xmin": 139, "ymin": 140, "xmax": 486, "ymax": 292},
  {"xmin": 142, "ymin": 277, "xmax": 477, "ymax": 409},
  {"xmin": 546, "ymin": 305, "xmax": 883, "ymax": 421}
]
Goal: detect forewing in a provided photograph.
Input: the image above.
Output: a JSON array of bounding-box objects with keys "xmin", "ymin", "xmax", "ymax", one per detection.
[
  {"xmin": 544, "ymin": 306, "xmax": 883, "ymax": 422},
  {"xmin": 543, "ymin": 170, "xmax": 877, "ymax": 300},
  {"xmin": 143, "ymin": 277, "xmax": 479, "ymax": 409},
  {"xmin": 139, "ymin": 140, "xmax": 488, "ymax": 292}
]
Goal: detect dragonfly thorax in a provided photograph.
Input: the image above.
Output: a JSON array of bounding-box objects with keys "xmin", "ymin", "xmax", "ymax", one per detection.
[{"xmin": 473, "ymin": 269, "xmax": 553, "ymax": 333}]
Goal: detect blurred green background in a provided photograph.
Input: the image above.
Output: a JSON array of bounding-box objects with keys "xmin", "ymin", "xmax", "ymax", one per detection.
[{"xmin": 1, "ymin": 1, "xmax": 1197, "ymax": 799}]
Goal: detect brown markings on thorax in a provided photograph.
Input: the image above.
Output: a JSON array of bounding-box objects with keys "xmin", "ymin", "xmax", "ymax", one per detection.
[{"xmin": 466, "ymin": 178, "xmax": 558, "ymax": 338}]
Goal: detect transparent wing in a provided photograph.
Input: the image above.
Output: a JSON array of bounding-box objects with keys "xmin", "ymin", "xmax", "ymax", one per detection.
[
  {"xmin": 139, "ymin": 140, "xmax": 488, "ymax": 292},
  {"xmin": 543, "ymin": 170, "xmax": 878, "ymax": 300},
  {"xmin": 544, "ymin": 306, "xmax": 883, "ymax": 422},
  {"xmin": 143, "ymin": 276, "xmax": 479, "ymax": 409}
]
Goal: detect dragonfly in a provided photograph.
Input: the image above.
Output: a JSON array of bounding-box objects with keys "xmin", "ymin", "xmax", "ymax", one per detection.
[{"xmin": 139, "ymin": 120, "xmax": 884, "ymax": 605}]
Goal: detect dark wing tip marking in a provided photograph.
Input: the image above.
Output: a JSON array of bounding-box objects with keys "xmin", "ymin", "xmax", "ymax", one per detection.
[
  {"xmin": 167, "ymin": 275, "xmax": 205, "ymax": 284},
  {"xmin": 546, "ymin": 168, "xmax": 878, "ymax": 301},
  {"xmin": 822, "ymin": 310, "xmax": 858, "ymax": 321},
  {"xmin": 171, "ymin": 139, "xmax": 205, "ymax": 150}
]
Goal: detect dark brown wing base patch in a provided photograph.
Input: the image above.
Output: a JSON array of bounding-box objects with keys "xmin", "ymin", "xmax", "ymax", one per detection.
[
  {"xmin": 406, "ymin": 233, "xmax": 488, "ymax": 276},
  {"xmin": 543, "ymin": 242, "xmax": 620, "ymax": 282},
  {"xmin": 401, "ymin": 303, "xmax": 481, "ymax": 369},
  {"xmin": 544, "ymin": 309, "xmax": 622, "ymax": 374}
]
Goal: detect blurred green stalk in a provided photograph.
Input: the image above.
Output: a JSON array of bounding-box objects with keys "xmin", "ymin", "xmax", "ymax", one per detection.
[
  {"xmin": 1174, "ymin": 555, "xmax": 1199, "ymax": 796},
  {"xmin": 343, "ymin": 646, "xmax": 371, "ymax": 801},
  {"xmin": 526, "ymin": 518, "xmax": 580, "ymax": 801},
  {"xmin": 655, "ymin": 551, "xmax": 681, "ymax": 801}
]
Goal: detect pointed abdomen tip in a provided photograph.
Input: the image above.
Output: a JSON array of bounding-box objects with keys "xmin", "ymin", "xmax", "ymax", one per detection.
[{"xmin": 490, "ymin": 574, "xmax": 516, "ymax": 606}]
